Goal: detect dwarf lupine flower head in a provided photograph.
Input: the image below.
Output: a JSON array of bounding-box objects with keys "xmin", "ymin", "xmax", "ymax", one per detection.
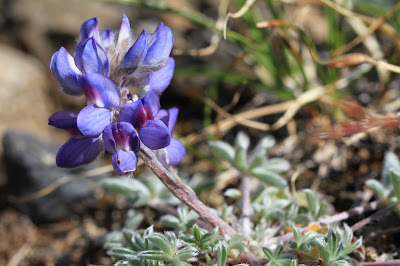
[{"xmin": 49, "ymin": 15, "xmax": 184, "ymax": 176}]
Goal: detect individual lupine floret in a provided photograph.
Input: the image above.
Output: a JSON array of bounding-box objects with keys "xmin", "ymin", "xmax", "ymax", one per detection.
[
  {"xmin": 121, "ymin": 22, "xmax": 174, "ymax": 75},
  {"xmin": 48, "ymin": 111, "xmax": 102, "ymax": 167},
  {"xmin": 100, "ymin": 29, "xmax": 115, "ymax": 51},
  {"xmin": 145, "ymin": 57, "xmax": 175, "ymax": 95},
  {"xmin": 76, "ymin": 73, "xmax": 121, "ymax": 136},
  {"xmin": 117, "ymin": 14, "xmax": 132, "ymax": 47},
  {"xmin": 78, "ymin": 17, "xmax": 101, "ymax": 43},
  {"xmin": 50, "ymin": 38, "xmax": 112, "ymax": 95},
  {"xmin": 155, "ymin": 108, "xmax": 186, "ymax": 166},
  {"xmin": 103, "ymin": 122, "xmax": 140, "ymax": 175},
  {"xmin": 50, "ymin": 16, "xmax": 118, "ymax": 96},
  {"xmin": 51, "ymin": 17, "xmax": 112, "ymax": 95},
  {"xmin": 74, "ymin": 37, "xmax": 110, "ymax": 76},
  {"xmin": 119, "ymin": 91, "xmax": 171, "ymax": 150}
]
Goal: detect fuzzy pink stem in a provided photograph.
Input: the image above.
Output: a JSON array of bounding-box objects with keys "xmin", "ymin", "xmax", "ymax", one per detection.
[
  {"xmin": 362, "ymin": 260, "xmax": 400, "ymax": 266},
  {"xmin": 139, "ymin": 146, "xmax": 236, "ymax": 237},
  {"xmin": 241, "ymin": 174, "xmax": 252, "ymax": 235}
]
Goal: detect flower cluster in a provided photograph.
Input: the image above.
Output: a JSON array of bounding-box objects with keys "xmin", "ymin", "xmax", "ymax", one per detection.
[{"xmin": 49, "ymin": 15, "xmax": 185, "ymax": 175}]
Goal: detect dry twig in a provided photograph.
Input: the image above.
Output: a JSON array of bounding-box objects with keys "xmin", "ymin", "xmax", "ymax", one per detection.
[{"xmin": 8, "ymin": 164, "xmax": 114, "ymax": 204}]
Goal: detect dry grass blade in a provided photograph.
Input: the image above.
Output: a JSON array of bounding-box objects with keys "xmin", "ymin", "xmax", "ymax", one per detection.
[
  {"xmin": 312, "ymin": 98, "xmax": 400, "ymax": 140},
  {"xmin": 320, "ymin": 0, "xmax": 400, "ymax": 50},
  {"xmin": 271, "ymin": 86, "xmax": 326, "ymax": 130},
  {"xmin": 183, "ymin": 61, "xmax": 372, "ymax": 143},
  {"xmin": 316, "ymin": 115, "xmax": 400, "ymax": 140},
  {"xmin": 182, "ymin": 101, "xmax": 291, "ymax": 145},
  {"xmin": 8, "ymin": 164, "xmax": 115, "ymax": 204},
  {"xmin": 257, "ymin": 17, "xmax": 400, "ymax": 74},
  {"xmin": 330, "ymin": 3, "xmax": 400, "ymax": 57},
  {"xmin": 205, "ymin": 97, "xmax": 271, "ymax": 131},
  {"xmin": 173, "ymin": 0, "xmax": 229, "ymax": 56},
  {"xmin": 223, "ymin": 0, "xmax": 256, "ymax": 39},
  {"xmin": 337, "ymin": 99, "xmax": 370, "ymax": 121},
  {"xmin": 328, "ymin": 53, "xmax": 400, "ymax": 74}
]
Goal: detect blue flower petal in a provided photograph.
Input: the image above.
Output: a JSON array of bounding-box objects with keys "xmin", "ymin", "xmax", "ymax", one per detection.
[
  {"xmin": 48, "ymin": 111, "xmax": 78, "ymax": 128},
  {"xmin": 103, "ymin": 122, "xmax": 140, "ymax": 153},
  {"xmin": 139, "ymin": 120, "xmax": 171, "ymax": 150},
  {"xmin": 122, "ymin": 29, "xmax": 148, "ymax": 74},
  {"xmin": 119, "ymin": 100, "xmax": 147, "ymax": 128},
  {"xmin": 77, "ymin": 104, "xmax": 111, "ymax": 137},
  {"xmin": 95, "ymin": 41, "xmax": 110, "ymax": 76},
  {"xmin": 161, "ymin": 138, "xmax": 186, "ymax": 166},
  {"xmin": 48, "ymin": 111, "xmax": 81, "ymax": 137},
  {"xmin": 100, "ymin": 28, "xmax": 115, "ymax": 50},
  {"xmin": 155, "ymin": 109, "xmax": 168, "ymax": 126},
  {"xmin": 78, "ymin": 73, "xmax": 121, "ymax": 108},
  {"xmin": 102, "ymin": 124, "xmax": 117, "ymax": 153},
  {"xmin": 74, "ymin": 37, "xmax": 109, "ymax": 75},
  {"xmin": 143, "ymin": 23, "xmax": 174, "ymax": 71},
  {"xmin": 167, "ymin": 107, "xmax": 179, "ymax": 134},
  {"xmin": 148, "ymin": 57, "xmax": 175, "ymax": 94},
  {"xmin": 50, "ymin": 47, "xmax": 83, "ymax": 96},
  {"xmin": 154, "ymin": 107, "xmax": 178, "ymax": 134},
  {"xmin": 118, "ymin": 14, "xmax": 131, "ymax": 46},
  {"xmin": 79, "ymin": 17, "xmax": 101, "ymax": 43},
  {"xmin": 142, "ymin": 91, "xmax": 160, "ymax": 118},
  {"xmin": 112, "ymin": 150, "xmax": 138, "ymax": 176},
  {"xmin": 56, "ymin": 137, "xmax": 100, "ymax": 168}
]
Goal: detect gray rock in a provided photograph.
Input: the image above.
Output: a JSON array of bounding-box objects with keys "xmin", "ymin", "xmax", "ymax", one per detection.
[
  {"xmin": 0, "ymin": 44, "xmax": 54, "ymax": 152},
  {"xmin": 0, "ymin": 44, "xmax": 57, "ymax": 185},
  {"xmin": 3, "ymin": 130, "xmax": 110, "ymax": 223}
]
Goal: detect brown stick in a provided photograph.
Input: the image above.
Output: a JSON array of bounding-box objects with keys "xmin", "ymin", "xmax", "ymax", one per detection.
[
  {"xmin": 139, "ymin": 146, "xmax": 236, "ymax": 237},
  {"xmin": 362, "ymin": 260, "xmax": 400, "ymax": 266},
  {"xmin": 351, "ymin": 203, "xmax": 398, "ymax": 232}
]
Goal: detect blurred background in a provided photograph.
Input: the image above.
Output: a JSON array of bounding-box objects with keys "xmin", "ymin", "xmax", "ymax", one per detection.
[{"xmin": 1, "ymin": 0, "xmax": 400, "ymax": 264}]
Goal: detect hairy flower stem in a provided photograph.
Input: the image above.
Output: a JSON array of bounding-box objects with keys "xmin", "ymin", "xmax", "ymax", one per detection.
[
  {"xmin": 241, "ymin": 174, "xmax": 252, "ymax": 235},
  {"xmin": 362, "ymin": 260, "xmax": 400, "ymax": 266},
  {"xmin": 350, "ymin": 203, "xmax": 398, "ymax": 232},
  {"xmin": 139, "ymin": 146, "xmax": 236, "ymax": 236},
  {"xmin": 276, "ymin": 200, "xmax": 384, "ymax": 244}
]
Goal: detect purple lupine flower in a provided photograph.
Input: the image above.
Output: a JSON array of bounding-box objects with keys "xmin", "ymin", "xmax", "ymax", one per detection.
[
  {"xmin": 50, "ymin": 39, "xmax": 111, "ymax": 96},
  {"xmin": 120, "ymin": 22, "xmax": 174, "ymax": 96},
  {"xmin": 117, "ymin": 14, "xmax": 132, "ymax": 47},
  {"xmin": 122, "ymin": 22, "xmax": 173, "ymax": 75},
  {"xmin": 75, "ymin": 73, "xmax": 120, "ymax": 137},
  {"xmin": 119, "ymin": 91, "xmax": 171, "ymax": 150},
  {"xmin": 48, "ymin": 111, "xmax": 101, "ymax": 167},
  {"xmin": 78, "ymin": 73, "xmax": 121, "ymax": 108},
  {"xmin": 103, "ymin": 122, "xmax": 140, "ymax": 175},
  {"xmin": 78, "ymin": 17, "xmax": 101, "ymax": 42},
  {"xmin": 145, "ymin": 57, "xmax": 175, "ymax": 94},
  {"xmin": 49, "ymin": 15, "xmax": 184, "ymax": 175},
  {"xmin": 100, "ymin": 29, "xmax": 115, "ymax": 51},
  {"xmin": 51, "ymin": 17, "xmax": 111, "ymax": 96},
  {"xmin": 155, "ymin": 108, "xmax": 186, "ymax": 166},
  {"xmin": 74, "ymin": 37, "xmax": 110, "ymax": 76},
  {"xmin": 121, "ymin": 29, "xmax": 148, "ymax": 74},
  {"xmin": 48, "ymin": 72, "xmax": 121, "ymax": 167}
]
